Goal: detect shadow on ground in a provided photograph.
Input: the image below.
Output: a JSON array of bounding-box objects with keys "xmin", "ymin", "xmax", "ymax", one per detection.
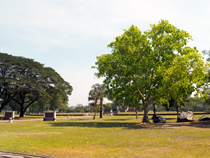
[
  {"xmin": 165, "ymin": 121, "xmax": 210, "ymax": 128},
  {"xmin": 49, "ymin": 119, "xmax": 210, "ymax": 129},
  {"xmin": 49, "ymin": 121, "xmax": 152, "ymax": 129}
]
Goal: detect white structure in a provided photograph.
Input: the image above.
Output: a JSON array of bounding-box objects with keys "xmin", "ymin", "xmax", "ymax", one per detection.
[
  {"xmin": 43, "ymin": 111, "xmax": 56, "ymax": 121},
  {"xmin": 4, "ymin": 111, "xmax": 15, "ymax": 120},
  {"xmin": 179, "ymin": 111, "xmax": 194, "ymax": 121}
]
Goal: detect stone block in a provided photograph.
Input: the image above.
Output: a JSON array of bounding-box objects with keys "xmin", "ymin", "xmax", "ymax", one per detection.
[
  {"xmin": 152, "ymin": 115, "xmax": 166, "ymax": 123},
  {"xmin": 198, "ymin": 115, "xmax": 210, "ymax": 121},
  {"xmin": 177, "ymin": 111, "xmax": 194, "ymax": 122}
]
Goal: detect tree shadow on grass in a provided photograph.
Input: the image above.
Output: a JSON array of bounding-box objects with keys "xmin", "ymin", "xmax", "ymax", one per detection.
[
  {"xmin": 103, "ymin": 119, "xmax": 133, "ymax": 121},
  {"xmin": 165, "ymin": 121, "xmax": 210, "ymax": 129},
  {"xmin": 49, "ymin": 120, "xmax": 210, "ymax": 129},
  {"xmin": 49, "ymin": 121, "xmax": 153, "ymax": 129},
  {"xmin": 51, "ymin": 122, "xmax": 145, "ymax": 129},
  {"xmin": 67, "ymin": 117, "xmax": 136, "ymax": 122}
]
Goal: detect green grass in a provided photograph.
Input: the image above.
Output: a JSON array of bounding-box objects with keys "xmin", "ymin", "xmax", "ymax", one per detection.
[{"xmin": 1, "ymin": 115, "xmax": 210, "ymax": 157}]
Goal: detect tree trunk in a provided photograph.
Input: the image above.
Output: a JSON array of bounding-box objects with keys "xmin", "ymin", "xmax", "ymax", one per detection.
[
  {"xmin": 19, "ymin": 109, "xmax": 24, "ymax": 117},
  {"xmin": 19, "ymin": 112, "xmax": 24, "ymax": 117},
  {"xmin": 135, "ymin": 108, "xmax": 138, "ymax": 119},
  {"xmin": 20, "ymin": 99, "xmax": 37, "ymax": 118},
  {"xmin": 142, "ymin": 102, "xmax": 150, "ymax": 124},
  {"xmin": 93, "ymin": 109, "xmax": 96, "ymax": 120},
  {"xmin": 19, "ymin": 104, "xmax": 25, "ymax": 117},
  {"xmin": 153, "ymin": 103, "xmax": 156, "ymax": 116},
  {"xmin": 176, "ymin": 104, "xmax": 179, "ymax": 120},
  {"xmin": 99, "ymin": 99, "xmax": 103, "ymax": 118},
  {"xmin": 99, "ymin": 106, "xmax": 102, "ymax": 118}
]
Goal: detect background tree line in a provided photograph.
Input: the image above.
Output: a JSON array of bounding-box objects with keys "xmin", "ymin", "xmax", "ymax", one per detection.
[
  {"xmin": 67, "ymin": 103, "xmax": 113, "ymax": 113},
  {"xmin": 0, "ymin": 52, "xmax": 73, "ymax": 117}
]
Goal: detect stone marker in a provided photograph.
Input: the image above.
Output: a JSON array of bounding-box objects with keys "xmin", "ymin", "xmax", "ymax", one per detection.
[
  {"xmin": 4, "ymin": 111, "xmax": 15, "ymax": 120},
  {"xmin": 125, "ymin": 107, "xmax": 129, "ymax": 112},
  {"xmin": 9, "ymin": 117, "xmax": 13, "ymax": 123},
  {"xmin": 43, "ymin": 110, "xmax": 56, "ymax": 121},
  {"xmin": 67, "ymin": 115, "xmax": 70, "ymax": 119},
  {"xmin": 152, "ymin": 115, "xmax": 166, "ymax": 123},
  {"xmin": 84, "ymin": 113, "xmax": 89, "ymax": 116},
  {"xmin": 177, "ymin": 111, "xmax": 194, "ymax": 122},
  {"xmin": 198, "ymin": 115, "xmax": 210, "ymax": 121},
  {"xmin": 110, "ymin": 110, "xmax": 113, "ymax": 116}
]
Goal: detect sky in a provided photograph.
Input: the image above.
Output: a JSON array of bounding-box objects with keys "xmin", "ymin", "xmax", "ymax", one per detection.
[{"xmin": 0, "ymin": 0, "xmax": 210, "ymax": 106}]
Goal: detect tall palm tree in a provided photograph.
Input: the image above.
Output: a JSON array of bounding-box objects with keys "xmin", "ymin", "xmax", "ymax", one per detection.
[
  {"xmin": 88, "ymin": 83, "xmax": 107, "ymax": 119},
  {"xmin": 88, "ymin": 87, "xmax": 98, "ymax": 120}
]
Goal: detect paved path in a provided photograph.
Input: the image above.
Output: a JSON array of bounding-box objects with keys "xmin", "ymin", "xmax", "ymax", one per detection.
[
  {"xmin": 0, "ymin": 116, "xmax": 91, "ymax": 123},
  {"xmin": 0, "ymin": 118, "xmax": 43, "ymax": 123},
  {"xmin": 0, "ymin": 150, "xmax": 53, "ymax": 158}
]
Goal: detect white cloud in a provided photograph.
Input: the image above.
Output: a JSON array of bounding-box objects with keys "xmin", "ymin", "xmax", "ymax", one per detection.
[{"xmin": 0, "ymin": 0, "xmax": 115, "ymax": 51}]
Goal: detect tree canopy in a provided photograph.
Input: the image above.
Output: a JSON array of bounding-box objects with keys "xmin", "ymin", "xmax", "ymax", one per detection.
[
  {"xmin": 93, "ymin": 20, "xmax": 207, "ymax": 123},
  {"xmin": 0, "ymin": 52, "xmax": 73, "ymax": 117}
]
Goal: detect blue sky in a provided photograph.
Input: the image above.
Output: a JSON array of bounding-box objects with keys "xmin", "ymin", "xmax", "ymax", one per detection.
[{"xmin": 0, "ymin": 0, "xmax": 210, "ymax": 106}]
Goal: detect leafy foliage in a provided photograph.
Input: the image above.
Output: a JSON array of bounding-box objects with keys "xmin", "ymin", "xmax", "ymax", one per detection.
[
  {"xmin": 0, "ymin": 52, "xmax": 73, "ymax": 116},
  {"xmin": 88, "ymin": 83, "xmax": 107, "ymax": 119},
  {"xmin": 93, "ymin": 20, "xmax": 207, "ymax": 123}
]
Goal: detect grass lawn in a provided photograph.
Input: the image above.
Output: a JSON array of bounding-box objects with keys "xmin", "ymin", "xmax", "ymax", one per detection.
[{"xmin": 0, "ymin": 116, "xmax": 210, "ymax": 157}]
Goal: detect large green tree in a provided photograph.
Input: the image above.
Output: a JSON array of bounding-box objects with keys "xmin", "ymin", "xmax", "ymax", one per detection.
[
  {"xmin": 14, "ymin": 66, "xmax": 72, "ymax": 117},
  {"xmin": 93, "ymin": 20, "xmax": 201, "ymax": 123},
  {"xmin": 0, "ymin": 52, "xmax": 73, "ymax": 117}
]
